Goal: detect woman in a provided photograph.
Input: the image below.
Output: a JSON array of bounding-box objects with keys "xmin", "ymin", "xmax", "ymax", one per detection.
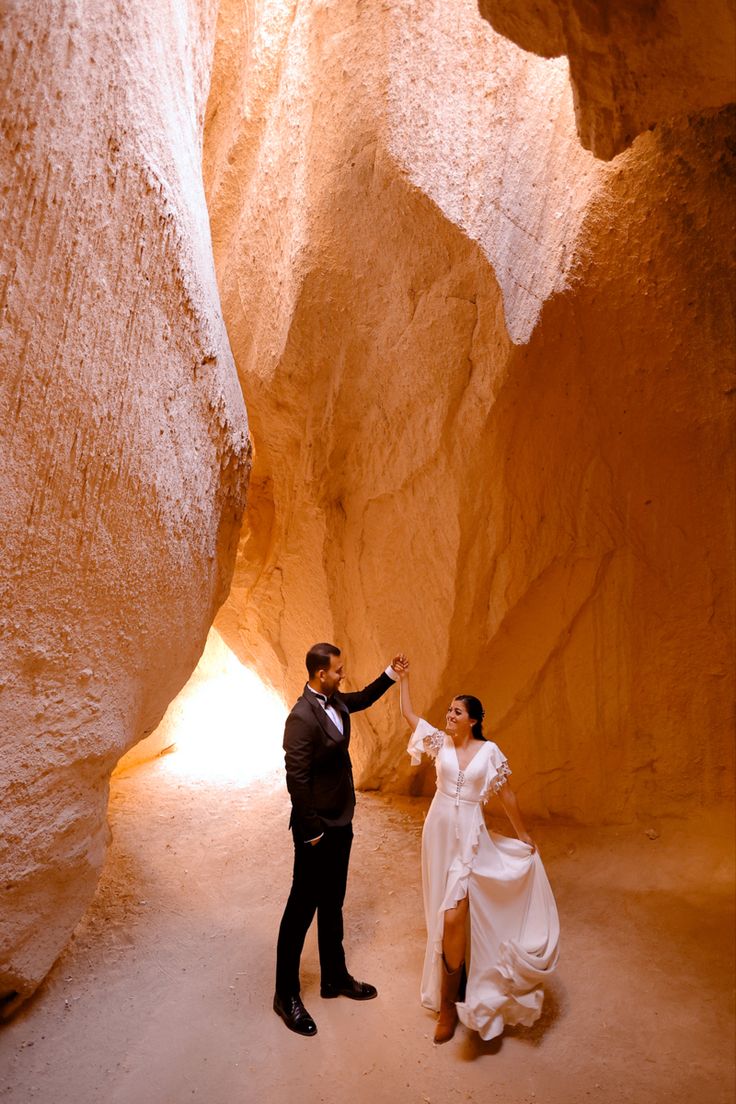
[{"xmin": 398, "ymin": 668, "xmax": 559, "ymax": 1044}]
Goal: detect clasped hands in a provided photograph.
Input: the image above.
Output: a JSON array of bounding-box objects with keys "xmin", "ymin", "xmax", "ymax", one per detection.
[{"xmin": 390, "ymin": 653, "xmax": 409, "ymax": 679}]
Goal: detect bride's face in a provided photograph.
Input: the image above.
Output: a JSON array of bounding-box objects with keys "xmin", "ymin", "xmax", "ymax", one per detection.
[{"xmin": 446, "ymin": 699, "xmax": 473, "ymax": 738}]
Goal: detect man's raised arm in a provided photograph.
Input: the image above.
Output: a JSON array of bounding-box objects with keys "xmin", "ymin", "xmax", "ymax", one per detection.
[{"xmin": 341, "ymin": 654, "xmax": 407, "ymax": 713}]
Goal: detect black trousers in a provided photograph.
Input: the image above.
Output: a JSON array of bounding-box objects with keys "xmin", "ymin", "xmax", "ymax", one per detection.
[{"xmin": 275, "ymin": 824, "xmax": 353, "ymax": 998}]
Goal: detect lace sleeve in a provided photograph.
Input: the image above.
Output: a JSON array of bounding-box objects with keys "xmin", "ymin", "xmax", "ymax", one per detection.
[
  {"xmin": 407, "ymin": 718, "xmax": 445, "ymax": 766},
  {"xmin": 488, "ymin": 760, "xmax": 511, "ymax": 794},
  {"xmin": 481, "ymin": 745, "xmax": 512, "ymax": 802}
]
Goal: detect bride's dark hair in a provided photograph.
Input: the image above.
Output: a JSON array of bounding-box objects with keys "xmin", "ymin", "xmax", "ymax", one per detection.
[{"xmin": 453, "ymin": 695, "xmax": 486, "ymax": 741}]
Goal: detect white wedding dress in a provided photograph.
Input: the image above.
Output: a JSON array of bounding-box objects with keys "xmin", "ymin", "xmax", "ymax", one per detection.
[{"xmin": 408, "ymin": 719, "xmax": 560, "ymax": 1041}]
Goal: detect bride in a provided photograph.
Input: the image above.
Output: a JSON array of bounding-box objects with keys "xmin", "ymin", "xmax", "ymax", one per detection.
[{"xmin": 397, "ymin": 667, "xmax": 560, "ymax": 1043}]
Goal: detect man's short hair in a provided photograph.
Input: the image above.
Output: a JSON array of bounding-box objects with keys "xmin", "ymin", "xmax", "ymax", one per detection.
[{"xmin": 306, "ymin": 642, "xmax": 341, "ymax": 678}]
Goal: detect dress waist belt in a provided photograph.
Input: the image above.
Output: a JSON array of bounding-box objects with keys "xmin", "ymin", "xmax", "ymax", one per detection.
[{"xmin": 436, "ymin": 789, "xmax": 481, "ymax": 807}]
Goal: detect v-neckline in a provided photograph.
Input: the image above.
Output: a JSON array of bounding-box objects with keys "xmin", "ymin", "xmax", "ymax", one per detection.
[{"xmin": 450, "ymin": 738, "xmax": 487, "ymax": 773}]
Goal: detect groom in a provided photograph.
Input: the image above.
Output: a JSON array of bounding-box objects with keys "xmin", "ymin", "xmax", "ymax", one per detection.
[{"xmin": 273, "ymin": 642, "xmax": 406, "ymax": 1036}]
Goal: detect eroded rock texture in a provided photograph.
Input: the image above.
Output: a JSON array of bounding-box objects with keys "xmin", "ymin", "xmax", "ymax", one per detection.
[
  {"xmin": 0, "ymin": 2, "xmax": 249, "ymax": 1013},
  {"xmin": 206, "ymin": 0, "xmax": 734, "ymax": 822},
  {"xmin": 478, "ymin": 0, "xmax": 736, "ymax": 158}
]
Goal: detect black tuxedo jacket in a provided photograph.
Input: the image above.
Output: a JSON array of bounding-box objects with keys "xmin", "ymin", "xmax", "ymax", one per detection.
[{"xmin": 283, "ymin": 671, "xmax": 394, "ymax": 841}]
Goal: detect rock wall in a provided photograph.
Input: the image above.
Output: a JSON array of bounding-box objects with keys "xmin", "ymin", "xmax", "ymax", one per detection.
[
  {"xmin": 0, "ymin": 1, "xmax": 249, "ymax": 1014},
  {"xmin": 206, "ymin": 0, "xmax": 734, "ymax": 822},
  {"xmin": 2, "ymin": 0, "xmax": 733, "ymax": 1018},
  {"xmin": 478, "ymin": 0, "xmax": 736, "ymax": 158}
]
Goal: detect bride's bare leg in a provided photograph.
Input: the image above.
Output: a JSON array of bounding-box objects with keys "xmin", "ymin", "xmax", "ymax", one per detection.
[{"xmin": 442, "ymin": 896, "xmax": 468, "ymax": 971}]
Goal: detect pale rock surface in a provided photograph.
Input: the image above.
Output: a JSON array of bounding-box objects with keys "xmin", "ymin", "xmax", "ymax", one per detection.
[
  {"xmin": 0, "ymin": 1, "xmax": 249, "ymax": 1014},
  {"xmin": 387, "ymin": 4, "xmax": 608, "ymax": 343},
  {"xmin": 206, "ymin": 0, "xmax": 734, "ymax": 822},
  {"xmin": 477, "ymin": 0, "xmax": 736, "ymax": 158}
]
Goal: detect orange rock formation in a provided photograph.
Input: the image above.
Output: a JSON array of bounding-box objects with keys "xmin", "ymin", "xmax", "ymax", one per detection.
[
  {"xmin": 1, "ymin": 0, "xmax": 733, "ymax": 1016},
  {"xmin": 478, "ymin": 0, "xmax": 736, "ymax": 158},
  {"xmin": 206, "ymin": 0, "xmax": 735, "ymax": 821},
  {"xmin": 0, "ymin": 3, "xmax": 249, "ymax": 1015}
]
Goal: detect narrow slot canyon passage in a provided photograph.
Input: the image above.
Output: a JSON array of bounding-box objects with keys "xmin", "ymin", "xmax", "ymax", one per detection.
[{"xmin": 1, "ymin": 0, "xmax": 734, "ymax": 1101}]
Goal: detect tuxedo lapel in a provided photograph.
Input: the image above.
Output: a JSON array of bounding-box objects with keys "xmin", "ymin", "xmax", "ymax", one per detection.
[
  {"xmin": 304, "ymin": 692, "xmax": 346, "ymax": 744},
  {"xmin": 333, "ymin": 695, "xmax": 351, "ymax": 738}
]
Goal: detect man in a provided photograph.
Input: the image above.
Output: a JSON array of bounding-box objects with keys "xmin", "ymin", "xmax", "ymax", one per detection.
[{"xmin": 273, "ymin": 642, "xmax": 407, "ymax": 1036}]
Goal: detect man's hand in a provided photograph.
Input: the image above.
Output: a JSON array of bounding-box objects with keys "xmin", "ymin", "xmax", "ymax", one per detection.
[{"xmin": 390, "ymin": 653, "xmax": 409, "ymax": 679}]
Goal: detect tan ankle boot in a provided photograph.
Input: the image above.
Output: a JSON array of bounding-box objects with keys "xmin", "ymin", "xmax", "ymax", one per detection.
[{"xmin": 434, "ymin": 957, "xmax": 463, "ymax": 1044}]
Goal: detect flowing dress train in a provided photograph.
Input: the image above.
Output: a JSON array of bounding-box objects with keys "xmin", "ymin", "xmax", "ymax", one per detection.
[{"xmin": 408, "ymin": 719, "xmax": 560, "ymax": 1042}]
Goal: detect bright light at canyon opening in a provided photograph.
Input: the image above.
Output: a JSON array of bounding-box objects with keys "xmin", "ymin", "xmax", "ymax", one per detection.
[{"xmin": 156, "ymin": 629, "xmax": 287, "ymax": 786}]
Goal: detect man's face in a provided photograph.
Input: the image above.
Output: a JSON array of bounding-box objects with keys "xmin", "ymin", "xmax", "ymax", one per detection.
[{"xmin": 319, "ymin": 654, "xmax": 344, "ymax": 697}]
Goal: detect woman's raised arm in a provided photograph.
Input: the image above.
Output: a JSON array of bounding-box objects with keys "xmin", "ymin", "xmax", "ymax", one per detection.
[{"xmin": 398, "ymin": 667, "xmax": 421, "ymax": 730}]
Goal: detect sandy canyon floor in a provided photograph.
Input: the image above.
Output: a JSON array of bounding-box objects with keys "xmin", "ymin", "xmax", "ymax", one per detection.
[{"xmin": 1, "ymin": 753, "xmax": 733, "ymax": 1104}]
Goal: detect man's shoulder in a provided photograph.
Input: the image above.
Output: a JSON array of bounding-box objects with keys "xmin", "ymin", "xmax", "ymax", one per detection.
[
  {"xmin": 283, "ymin": 695, "xmax": 317, "ymax": 745},
  {"xmin": 287, "ymin": 693, "xmax": 313, "ymax": 722}
]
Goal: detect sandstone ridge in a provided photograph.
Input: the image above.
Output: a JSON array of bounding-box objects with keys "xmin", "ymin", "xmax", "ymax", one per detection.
[{"xmin": 0, "ymin": 1, "xmax": 249, "ymax": 1016}]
